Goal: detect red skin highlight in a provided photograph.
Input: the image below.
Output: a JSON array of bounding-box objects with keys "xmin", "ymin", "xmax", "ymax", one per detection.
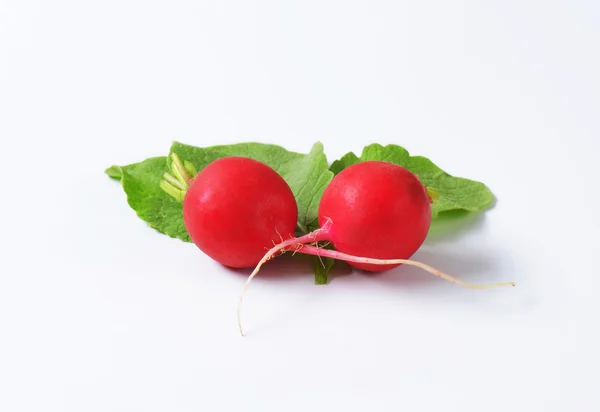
[
  {"xmin": 183, "ymin": 157, "xmax": 298, "ymax": 268},
  {"xmin": 318, "ymin": 161, "xmax": 432, "ymax": 271}
]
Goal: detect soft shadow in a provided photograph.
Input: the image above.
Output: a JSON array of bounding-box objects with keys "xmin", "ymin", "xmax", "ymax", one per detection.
[
  {"xmin": 426, "ymin": 210, "xmax": 486, "ymax": 244},
  {"xmin": 222, "ymin": 253, "xmax": 354, "ymax": 284},
  {"xmin": 354, "ymin": 247, "xmax": 510, "ymax": 290},
  {"xmin": 222, "ymin": 254, "xmax": 312, "ymax": 281},
  {"xmin": 326, "ymin": 260, "xmax": 353, "ymax": 282}
]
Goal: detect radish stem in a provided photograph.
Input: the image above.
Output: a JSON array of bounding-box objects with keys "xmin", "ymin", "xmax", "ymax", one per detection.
[
  {"xmin": 171, "ymin": 153, "xmax": 192, "ymax": 188},
  {"xmin": 163, "ymin": 172, "xmax": 187, "ymax": 190},
  {"xmin": 184, "ymin": 160, "xmax": 198, "ymax": 178},
  {"xmin": 159, "ymin": 180, "xmax": 186, "ymax": 201},
  {"xmin": 160, "ymin": 153, "xmax": 194, "ymax": 201}
]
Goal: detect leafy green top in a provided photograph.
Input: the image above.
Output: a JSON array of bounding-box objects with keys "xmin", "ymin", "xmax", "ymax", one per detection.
[
  {"xmin": 330, "ymin": 144, "xmax": 494, "ymax": 217},
  {"xmin": 107, "ymin": 156, "xmax": 191, "ymax": 241}
]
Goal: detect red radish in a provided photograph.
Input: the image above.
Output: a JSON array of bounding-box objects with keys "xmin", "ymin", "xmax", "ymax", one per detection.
[
  {"xmin": 317, "ymin": 161, "xmax": 432, "ymax": 271},
  {"xmin": 237, "ymin": 160, "xmax": 514, "ymax": 335},
  {"xmin": 160, "ymin": 154, "xmax": 513, "ymax": 335},
  {"xmin": 182, "ymin": 156, "xmax": 298, "ymax": 268}
]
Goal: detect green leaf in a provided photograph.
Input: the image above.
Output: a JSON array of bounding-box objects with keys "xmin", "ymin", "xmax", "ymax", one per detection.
[
  {"xmin": 120, "ymin": 157, "xmax": 191, "ymax": 241},
  {"xmin": 312, "ymin": 255, "xmax": 335, "ymax": 285},
  {"xmin": 106, "ymin": 142, "xmax": 335, "ymax": 283},
  {"xmin": 329, "ymin": 143, "xmax": 494, "ymax": 217},
  {"xmin": 104, "ymin": 165, "xmax": 123, "ymax": 180},
  {"xmin": 168, "ymin": 141, "xmax": 333, "ymax": 233}
]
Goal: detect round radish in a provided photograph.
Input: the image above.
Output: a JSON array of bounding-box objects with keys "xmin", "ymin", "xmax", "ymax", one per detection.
[
  {"xmin": 183, "ymin": 157, "xmax": 297, "ymax": 268},
  {"xmin": 318, "ymin": 161, "xmax": 432, "ymax": 271}
]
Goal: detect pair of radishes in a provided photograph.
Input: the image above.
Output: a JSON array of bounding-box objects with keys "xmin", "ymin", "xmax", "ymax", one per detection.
[{"xmin": 168, "ymin": 155, "xmax": 513, "ymax": 334}]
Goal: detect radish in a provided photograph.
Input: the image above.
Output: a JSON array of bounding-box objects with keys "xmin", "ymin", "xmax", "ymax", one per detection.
[
  {"xmin": 162, "ymin": 154, "xmax": 512, "ymax": 335},
  {"xmin": 237, "ymin": 160, "xmax": 514, "ymax": 334},
  {"xmin": 318, "ymin": 161, "xmax": 432, "ymax": 271},
  {"xmin": 174, "ymin": 155, "xmax": 298, "ymax": 268}
]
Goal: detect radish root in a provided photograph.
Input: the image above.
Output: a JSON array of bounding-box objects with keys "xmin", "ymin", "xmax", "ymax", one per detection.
[
  {"xmin": 237, "ymin": 225, "xmax": 330, "ymax": 336},
  {"xmin": 298, "ymin": 245, "xmax": 515, "ymax": 289},
  {"xmin": 237, "ymin": 219, "xmax": 514, "ymax": 336}
]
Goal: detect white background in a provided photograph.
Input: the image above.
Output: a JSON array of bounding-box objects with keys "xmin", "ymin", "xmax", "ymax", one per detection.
[{"xmin": 1, "ymin": 1, "xmax": 599, "ymax": 411}]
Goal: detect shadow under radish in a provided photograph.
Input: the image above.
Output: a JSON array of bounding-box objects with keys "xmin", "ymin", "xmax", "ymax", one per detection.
[
  {"xmin": 426, "ymin": 209, "xmax": 489, "ymax": 244},
  {"xmin": 223, "ymin": 251, "xmax": 355, "ymax": 285},
  {"xmin": 325, "ymin": 260, "xmax": 353, "ymax": 282},
  {"xmin": 222, "ymin": 253, "xmax": 312, "ymax": 281},
  {"xmin": 353, "ymin": 247, "xmax": 512, "ymax": 293}
]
